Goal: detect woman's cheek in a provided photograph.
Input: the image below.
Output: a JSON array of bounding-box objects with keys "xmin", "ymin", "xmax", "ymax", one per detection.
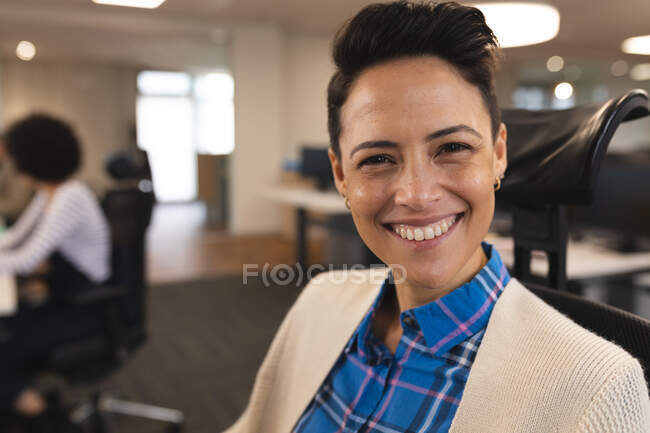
[
  {"xmin": 454, "ymin": 164, "xmax": 492, "ymax": 196},
  {"xmin": 349, "ymin": 178, "xmax": 387, "ymax": 213}
]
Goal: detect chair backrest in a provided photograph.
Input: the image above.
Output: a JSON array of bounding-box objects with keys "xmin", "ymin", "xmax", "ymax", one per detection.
[
  {"xmin": 46, "ymin": 186, "xmax": 155, "ymax": 380},
  {"xmin": 528, "ymin": 283, "xmax": 650, "ymax": 388},
  {"xmin": 498, "ymin": 90, "xmax": 650, "ymax": 289},
  {"xmin": 101, "ymin": 187, "xmax": 155, "ymax": 326},
  {"xmin": 500, "ymin": 89, "xmax": 648, "ymax": 205}
]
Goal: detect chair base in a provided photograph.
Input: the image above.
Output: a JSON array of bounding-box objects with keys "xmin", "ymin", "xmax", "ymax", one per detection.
[{"xmin": 69, "ymin": 393, "xmax": 184, "ymax": 433}]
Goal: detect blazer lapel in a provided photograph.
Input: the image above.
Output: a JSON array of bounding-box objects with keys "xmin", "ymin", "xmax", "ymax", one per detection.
[
  {"xmin": 277, "ymin": 268, "xmax": 388, "ymax": 432},
  {"xmin": 448, "ymin": 279, "xmax": 549, "ymax": 432}
]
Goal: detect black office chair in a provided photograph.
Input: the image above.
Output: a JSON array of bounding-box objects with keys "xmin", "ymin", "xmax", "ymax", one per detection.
[
  {"xmin": 499, "ymin": 89, "xmax": 650, "ymax": 291},
  {"xmin": 499, "ymin": 89, "xmax": 650, "ymax": 387},
  {"xmin": 44, "ymin": 156, "xmax": 184, "ymax": 432}
]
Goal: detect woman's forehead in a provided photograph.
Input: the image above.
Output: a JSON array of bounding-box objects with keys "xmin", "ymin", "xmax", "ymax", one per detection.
[{"xmin": 340, "ymin": 57, "xmax": 490, "ymax": 144}]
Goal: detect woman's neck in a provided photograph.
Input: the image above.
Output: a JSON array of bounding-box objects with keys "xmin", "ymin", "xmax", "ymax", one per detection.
[
  {"xmin": 37, "ymin": 180, "xmax": 64, "ymax": 198},
  {"xmin": 374, "ymin": 244, "xmax": 488, "ymax": 354},
  {"xmin": 393, "ymin": 245, "xmax": 488, "ymax": 312}
]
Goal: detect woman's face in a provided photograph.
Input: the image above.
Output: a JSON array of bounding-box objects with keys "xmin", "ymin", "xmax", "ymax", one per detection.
[{"xmin": 329, "ymin": 56, "xmax": 507, "ymax": 293}]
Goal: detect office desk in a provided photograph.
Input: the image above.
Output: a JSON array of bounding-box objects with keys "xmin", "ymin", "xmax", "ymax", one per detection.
[
  {"xmin": 263, "ymin": 185, "xmax": 349, "ymax": 269},
  {"xmin": 489, "ymin": 236, "xmax": 650, "ymax": 283}
]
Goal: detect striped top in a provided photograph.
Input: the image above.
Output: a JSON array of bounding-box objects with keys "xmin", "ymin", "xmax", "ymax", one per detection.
[
  {"xmin": 0, "ymin": 179, "xmax": 110, "ymax": 283},
  {"xmin": 293, "ymin": 242, "xmax": 510, "ymax": 433}
]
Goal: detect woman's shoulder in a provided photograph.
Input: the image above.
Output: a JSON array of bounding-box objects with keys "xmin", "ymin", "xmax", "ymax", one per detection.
[
  {"xmin": 57, "ymin": 178, "xmax": 93, "ymax": 194},
  {"xmin": 44, "ymin": 180, "xmax": 103, "ymax": 221},
  {"xmin": 493, "ymin": 278, "xmax": 641, "ymax": 372},
  {"xmin": 452, "ymin": 278, "xmax": 649, "ymax": 432},
  {"xmin": 502, "ymin": 278, "xmax": 639, "ymax": 359},
  {"xmin": 53, "ymin": 179, "xmax": 99, "ymax": 204},
  {"xmin": 496, "ymin": 279, "xmax": 646, "ymax": 401}
]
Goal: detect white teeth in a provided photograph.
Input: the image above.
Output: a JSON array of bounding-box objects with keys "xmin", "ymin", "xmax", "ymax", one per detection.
[{"xmin": 391, "ymin": 215, "xmax": 459, "ymax": 242}]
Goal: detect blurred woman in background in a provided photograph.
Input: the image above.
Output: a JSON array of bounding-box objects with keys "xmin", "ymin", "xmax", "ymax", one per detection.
[{"xmin": 0, "ymin": 114, "xmax": 110, "ymax": 430}]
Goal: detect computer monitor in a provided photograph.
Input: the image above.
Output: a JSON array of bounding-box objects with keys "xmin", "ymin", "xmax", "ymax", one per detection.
[
  {"xmin": 300, "ymin": 146, "xmax": 334, "ymax": 190},
  {"xmin": 572, "ymin": 151, "xmax": 650, "ymax": 249}
]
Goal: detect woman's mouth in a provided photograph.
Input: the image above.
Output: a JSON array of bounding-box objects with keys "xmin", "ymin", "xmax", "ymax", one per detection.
[{"xmin": 383, "ymin": 213, "xmax": 464, "ymax": 245}]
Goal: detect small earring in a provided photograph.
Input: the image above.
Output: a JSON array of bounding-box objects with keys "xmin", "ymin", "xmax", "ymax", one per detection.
[
  {"xmin": 494, "ymin": 175, "xmax": 503, "ymax": 191},
  {"xmin": 343, "ymin": 195, "xmax": 351, "ymax": 210}
]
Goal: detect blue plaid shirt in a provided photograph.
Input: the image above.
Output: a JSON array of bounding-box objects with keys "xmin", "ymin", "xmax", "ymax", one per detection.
[{"xmin": 293, "ymin": 243, "xmax": 510, "ymax": 433}]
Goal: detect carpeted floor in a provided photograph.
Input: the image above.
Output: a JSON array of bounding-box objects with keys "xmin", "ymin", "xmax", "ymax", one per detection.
[{"xmin": 63, "ymin": 275, "xmax": 302, "ymax": 433}]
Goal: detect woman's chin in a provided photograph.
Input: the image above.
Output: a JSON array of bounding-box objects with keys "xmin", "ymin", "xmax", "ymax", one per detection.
[{"xmin": 390, "ymin": 265, "xmax": 453, "ymax": 292}]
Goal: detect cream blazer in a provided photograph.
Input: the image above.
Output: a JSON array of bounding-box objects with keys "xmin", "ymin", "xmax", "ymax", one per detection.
[{"xmin": 226, "ymin": 269, "xmax": 650, "ymax": 433}]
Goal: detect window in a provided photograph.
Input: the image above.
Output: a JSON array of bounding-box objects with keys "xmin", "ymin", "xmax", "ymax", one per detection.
[{"xmin": 136, "ymin": 70, "xmax": 234, "ymax": 202}]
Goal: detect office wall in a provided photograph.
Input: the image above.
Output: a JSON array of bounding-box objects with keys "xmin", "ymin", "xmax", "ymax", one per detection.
[
  {"xmin": 285, "ymin": 33, "xmax": 335, "ymax": 158},
  {"xmin": 0, "ymin": 59, "xmax": 137, "ymax": 193},
  {"xmin": 228, "ymin": 28, "xmax": 337, "ymax": 235},
  {"xmin": 229, "ymin": 25, "xmax": 286, "ymax": 235}
]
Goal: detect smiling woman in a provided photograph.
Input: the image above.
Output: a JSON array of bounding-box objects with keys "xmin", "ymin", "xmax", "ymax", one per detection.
[{"xmin": 226, "ymin": 2, "xmax": 650, "ymax": 433}]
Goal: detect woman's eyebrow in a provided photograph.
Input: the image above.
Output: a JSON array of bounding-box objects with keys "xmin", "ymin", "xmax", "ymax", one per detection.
[
  {"xmin": 426, "ymin": 124, "xmax": 483, "ymax": 141},
  {"xmin": 348, "ymin": 124, "xmax": 482, "ymax": 159},
  {"xmin": 349, "ymin": 140, "xmax": 398, "ymax": 159}
]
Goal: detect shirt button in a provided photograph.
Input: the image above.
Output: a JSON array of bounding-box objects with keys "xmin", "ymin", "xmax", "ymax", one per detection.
[{"xmin": 403, "ymin": 316, "xmax": 417, "ymax": 328}]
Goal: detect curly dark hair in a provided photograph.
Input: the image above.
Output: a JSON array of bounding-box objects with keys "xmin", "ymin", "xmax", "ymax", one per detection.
[
  {"xmin": 327, "ymin": 1, "xmax": 502, "ymax": 159},
  {"xmin": 3, "ymin": 113, "xmax": 81, "ymax": 182}
]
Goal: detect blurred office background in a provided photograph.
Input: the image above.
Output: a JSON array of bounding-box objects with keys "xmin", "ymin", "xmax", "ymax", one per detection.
[{"xmin": 0, "ymin": 1, "xmax": 648, "ymax": 432}]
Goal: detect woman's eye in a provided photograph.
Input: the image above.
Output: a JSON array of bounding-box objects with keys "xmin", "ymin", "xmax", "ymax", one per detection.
[
  {"xmin": 358, "ymin": 154, "xmax": 392, "ymax": 168},
  {"xmin": 439, "ymin": 142, "xmax": 469, "ymax": 154}
]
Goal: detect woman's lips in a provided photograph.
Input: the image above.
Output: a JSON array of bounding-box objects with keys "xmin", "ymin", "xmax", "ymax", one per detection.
[{"xmin": 384, "ymin": 212, "xmax": 464, "ymax": 248}]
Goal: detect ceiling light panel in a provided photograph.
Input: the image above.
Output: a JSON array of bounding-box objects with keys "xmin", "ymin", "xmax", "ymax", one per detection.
[
  {"xmin": 622, "ymin": 35, "xmax": 650, "ymax": 55},
  {"xmin": 630, "ymin": 64, "xmax": 650, "ymax": 81},
  {"xmin": 92, "ymin": 0, "xmax": 167, "ymax": 9},
  {"xmin": 473, "ymin": 2, "xmax": 560, "ymax": 48}
]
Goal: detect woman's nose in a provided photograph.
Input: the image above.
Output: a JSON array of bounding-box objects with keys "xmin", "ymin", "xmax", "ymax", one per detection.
[{"xmin": 394, "ymin": 161, "xmax": 441, "ymax": 210}]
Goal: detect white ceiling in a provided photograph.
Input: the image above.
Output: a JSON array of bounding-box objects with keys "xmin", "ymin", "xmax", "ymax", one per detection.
[{"xmin": 0, "ymin": 0, "xmax": 649, "ymax": 68}]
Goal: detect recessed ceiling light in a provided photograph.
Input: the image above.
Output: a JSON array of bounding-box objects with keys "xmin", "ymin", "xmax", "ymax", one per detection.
[
  {"xmin": 92, "ymin": 0, "xmax": 166, "ymax": 9},
  {"xmin": 630, "ymin": 63, "xmax": 650, "ymax": 81},
  {"xmin": 16, "ymin": 41, "xmax": 36, "ymax": 61},
  {"xmin": 473, "ymin": 2, "xmax": 560, "ymax": 48},
  {"xmin": 622, "ymin": 35, "xmax": 650, "ymax": 55},
  {"xmin": 546, "ymin": 56, "xmax": 564, "ymax": 72},
  {"xmin": 554, "ymin": 82, "xmax": 573, "ymax": 100},
  {"xmin": 610, "ymin": 60, "xmax": 629, "ymax": 77}
]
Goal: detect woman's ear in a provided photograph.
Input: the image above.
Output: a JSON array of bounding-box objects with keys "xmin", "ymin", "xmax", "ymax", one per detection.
[
  {"xmin": 328, "ymin": 147, "xmax": 346, "ymax": 196},
  {"xmin": 493, "ymin": 122, "xmax": 508, "ymax": 178}
]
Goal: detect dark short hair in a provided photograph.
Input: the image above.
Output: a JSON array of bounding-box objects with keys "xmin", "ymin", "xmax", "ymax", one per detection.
[
  {"xmin": 4, "ymin": 114, "xmax": 81, "ymax": 182},
  {"xmin": 328, "ymin": 1, "xmax": 502, "ymax": 159}
]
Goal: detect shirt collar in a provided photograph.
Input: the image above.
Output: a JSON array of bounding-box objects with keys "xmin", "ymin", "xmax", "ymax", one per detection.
[
  {"xmin": 347, "ymin": 242, "xmax": 510, "ymax": 361},
  {"xmin": 345, "ymin": 271, "xmax": 390, "ymax": 364},
  {"xmin": 408, "ymin": 242, "xmax": 510, "ymax": 355}
]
